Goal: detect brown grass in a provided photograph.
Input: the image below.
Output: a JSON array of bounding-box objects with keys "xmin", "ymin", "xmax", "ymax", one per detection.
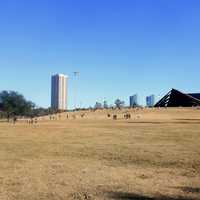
[{"xmin": 0, "ymin": 108, "xmax": 200, "ymax": 200}]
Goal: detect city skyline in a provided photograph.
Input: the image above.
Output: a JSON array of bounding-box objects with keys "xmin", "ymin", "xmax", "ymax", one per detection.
[
  {"xmin": 1, "ymin": 68, "xmax": 199, "ymax": 109},
  {"xmin": 0, "ymin": 0, "xmax": 200, "ymax": 108}
]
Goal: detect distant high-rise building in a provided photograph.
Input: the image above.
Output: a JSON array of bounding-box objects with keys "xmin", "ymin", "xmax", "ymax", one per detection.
[
  {"xmin": 130, "ymin": 94, "xmax": 138, "ymax": 107},
  {"xmin": 51, "ymin": 74, "xmax": 68, "ymax": 110},
  {"xmin": 146, "ymin": 95, "xmax": 155, "ymax": 107}
]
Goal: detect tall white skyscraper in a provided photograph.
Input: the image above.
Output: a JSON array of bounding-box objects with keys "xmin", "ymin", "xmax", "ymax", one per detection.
[{"xmin": 51, "ymin": 74, "xmax": 68, "ymax": 110}]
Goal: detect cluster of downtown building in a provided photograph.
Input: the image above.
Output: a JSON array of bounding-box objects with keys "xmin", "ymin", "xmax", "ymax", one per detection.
[
  {"xmin": 51, "ymin": 73, "xmax": 156, "ymax": 111},
  {"xmin": 130, "ymin": 94, "xmax": 155, "ymax": 108}
]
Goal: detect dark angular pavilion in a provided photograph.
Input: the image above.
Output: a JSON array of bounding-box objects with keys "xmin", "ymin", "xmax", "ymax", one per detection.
[{"xmin": 154, "ymin": 89, "xmax": 200, "ymax": 107}]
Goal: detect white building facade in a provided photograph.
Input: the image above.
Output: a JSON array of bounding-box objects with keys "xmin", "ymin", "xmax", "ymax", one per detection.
[{"xmin": 51, "ymin": 74, "xmax": 68, "ymax": 110}]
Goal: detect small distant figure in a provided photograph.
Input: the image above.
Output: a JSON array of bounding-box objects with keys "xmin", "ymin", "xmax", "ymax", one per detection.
[
  {"xmin": 66, "ymin": 114, "xmax": 69, "ymax": 119},
  {"xmin": 81, "ymin": 113, "xmax": 85, "ymax": 118},
  {"xmin": 107, "ymin": 114, "xmax": 111, "ymax": 118},
  {"xmin": 113, "ymin": 115, "xmax": 117, "ymax": 120},
  {"xmin": 34, "ymin": 118, "xmax": 38, "ymax": 124},
  {"xmin": 13, "ymin": 117, "xmax": 17, "ymax": 124},
  {"xmin": 136, "ymin": 115, "xmax": 141, "ymax": 119},
  {"xmin": 124, "ymin": 113, "xmax": 131, "ymax": 120}
]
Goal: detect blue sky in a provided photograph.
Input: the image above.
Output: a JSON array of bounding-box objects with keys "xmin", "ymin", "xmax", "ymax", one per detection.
[{"xmin": 0, "ymin": 0, "xmax": 200, "ymax": 108}]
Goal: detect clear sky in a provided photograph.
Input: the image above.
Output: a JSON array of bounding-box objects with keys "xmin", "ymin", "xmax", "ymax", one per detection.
[{"xmin": 0, "ymin": 0, "xmax": 200, "ymax": 108}]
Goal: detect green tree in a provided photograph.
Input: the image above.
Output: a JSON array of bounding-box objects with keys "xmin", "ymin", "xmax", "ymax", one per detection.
[{"xmin": 0, "ymin": 91, "xmax": 35, "ymax": 121}]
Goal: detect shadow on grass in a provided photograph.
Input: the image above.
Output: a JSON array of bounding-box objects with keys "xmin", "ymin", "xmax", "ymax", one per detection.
[
  {"xmin": 127, "ymin": 121, "xmax": 200, "ymax": 124},
  {"xmin": 0, "ymin": 120, "xmax": 8, "ymax": 123},
  {"xmin": 175, "ymin": 187, "xmax": 200, "ymax": 194},
  {"xmin": 106, "ymin": 191, "xmax": 198, "ymax": 200},
  {"xmin": 175, "ymin": 119, "xmax": 200, "ymax": 121}
]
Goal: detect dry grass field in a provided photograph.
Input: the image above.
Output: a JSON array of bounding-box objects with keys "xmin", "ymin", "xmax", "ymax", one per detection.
[{"xmin": 0, "ymin": 108, "xmax": 200, "ymax": 200}]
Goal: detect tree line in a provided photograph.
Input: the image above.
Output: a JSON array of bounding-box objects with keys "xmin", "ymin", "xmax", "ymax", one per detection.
[
  {"xmin": 0, "ymin": 90, "xmax": 135, "ymax": 121},
  {"xmin": 94, "ymin": 99, "xmax": 125, "ymax": 110},
  {"xmin": 0, "ymin": 91, "xmax": 58, "ymax": 121}
]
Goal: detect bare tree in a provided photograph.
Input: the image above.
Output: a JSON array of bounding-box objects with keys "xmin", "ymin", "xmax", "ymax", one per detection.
[{"xmin": 114, "ymin": 99, "xmax": 125, "ymax": 109}]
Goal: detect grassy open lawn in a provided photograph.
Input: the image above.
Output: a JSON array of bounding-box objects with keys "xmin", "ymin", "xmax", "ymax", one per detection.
[{"xmin": 0, "ymin": 108, "xmax": 199, "ymax": 200}]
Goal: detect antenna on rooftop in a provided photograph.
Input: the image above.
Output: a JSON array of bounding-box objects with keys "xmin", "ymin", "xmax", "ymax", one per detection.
[{"xmin": 73, "ymin": 71, "xmax": 80, "ymax": 110}]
